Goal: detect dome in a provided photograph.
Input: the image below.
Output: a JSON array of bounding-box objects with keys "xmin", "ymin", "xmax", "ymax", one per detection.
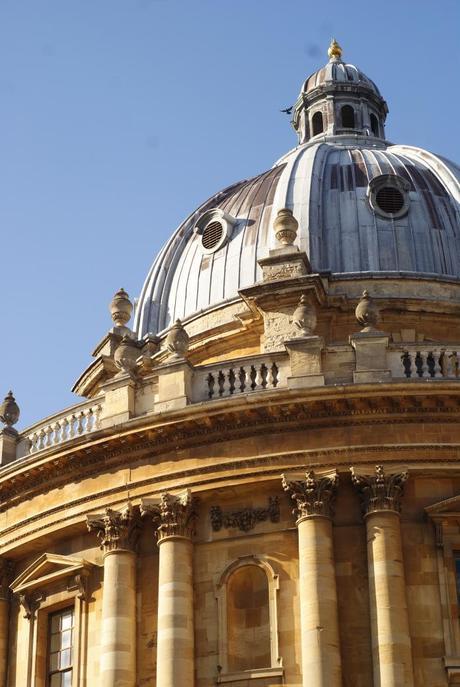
[{"xmin": 134, "ymin": 42, "xmax": 460, "ymax": 339}]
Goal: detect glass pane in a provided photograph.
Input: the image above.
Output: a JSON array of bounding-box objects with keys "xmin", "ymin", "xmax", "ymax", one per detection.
[
  {"xmin": 60, "ymin": 648, "xmax": 71, "ymax": 669},
  {"xmin": 49, "ymin": 653, "xmax": 59, "ymax": 671},
  {"xmin": 50, "ymin": 615, "xmax": 61, "ymax": 633},
  {"xmin": 62, "ymin": 671, "xmax": 73, "ymax": 687},
  {"xmin": 61, "ymin": 611, "xmax": 73, "ymax": 631},
  {"xmin": 61, "ymin": 630, "xmax": 72, "ymax": 649},
  {"xmin": 50, "ymin": 633, "xmax": 61, "ymax": 652},
  {"xmin": 50, "ymin": 675, "xmax": 61, "ymax": 687}
]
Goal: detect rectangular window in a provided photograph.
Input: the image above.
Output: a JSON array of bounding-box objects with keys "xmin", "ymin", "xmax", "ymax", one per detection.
[{"xmin": 47, "ymin": 607, "xmax": 74, "ymax": 687}]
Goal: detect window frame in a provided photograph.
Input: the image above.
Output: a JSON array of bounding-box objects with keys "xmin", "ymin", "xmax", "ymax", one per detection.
[
  {"xmin": 46, "ymin": 606, "xmax": 75, "ymax": 687},
  {"xmin": 215, "ymin": 555, "xmax": 283, "ymax": 683}
]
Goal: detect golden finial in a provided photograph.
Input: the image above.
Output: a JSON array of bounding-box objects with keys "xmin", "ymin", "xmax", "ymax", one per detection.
[{"xmin": 328, "ymin": 38, "xmax": 343, "ymax": 60}]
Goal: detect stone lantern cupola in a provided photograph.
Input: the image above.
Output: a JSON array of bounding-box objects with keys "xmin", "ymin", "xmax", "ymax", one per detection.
[{"xmin": 291, "ymin": 39, "xmax": 389, "ymax": 144}]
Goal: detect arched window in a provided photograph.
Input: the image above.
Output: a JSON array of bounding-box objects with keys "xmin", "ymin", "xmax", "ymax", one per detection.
[
  {"xmin": 312, "ymin": 111, "xmax": 324, "ymax": 136},
  {"xmin": 341, "ymin": 105, "xmax": 355, "ymax": 128},
  {"xmin": 216, "ymin": 556, "xmax": 283, "ymax": 681},
  {"xmin": 370, "ymin": 113, "xmax": 379, "ymax": 136}
]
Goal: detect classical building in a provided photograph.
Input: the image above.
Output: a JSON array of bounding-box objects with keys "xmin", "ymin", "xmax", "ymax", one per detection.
[{"xmin": 1, "ymin": 39, "xmax": 460, "ymax": 687}]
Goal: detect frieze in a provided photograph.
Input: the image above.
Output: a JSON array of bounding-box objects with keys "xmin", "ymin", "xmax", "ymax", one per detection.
[{"xmin": 209, "ymin": 496, "xmax": 280, "ymax": 532}]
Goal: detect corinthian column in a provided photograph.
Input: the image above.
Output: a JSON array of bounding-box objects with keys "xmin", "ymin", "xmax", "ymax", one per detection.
[
  {"xmin": 87, "ymin": 504, "xmax": 140, "ymax": 687},
  {"xmin": 141, "ymin": 490, "xmax": 198, "ymax": 687},
  {"xmin": 351, "ymin": 465, "xmax": 414, "ymax": 687},
  {"xmin": 282, "ymin": 470, "xmax": 342, "ymax": 687},
  {"xmin": 0, "ymin": 559, "xmax": 12, "ymax": 687}
]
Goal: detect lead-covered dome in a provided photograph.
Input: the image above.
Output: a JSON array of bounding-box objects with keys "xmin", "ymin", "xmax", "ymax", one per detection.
[{"xmin": 134, "ymin": 43, "xmax": 460, "ymax": 339}]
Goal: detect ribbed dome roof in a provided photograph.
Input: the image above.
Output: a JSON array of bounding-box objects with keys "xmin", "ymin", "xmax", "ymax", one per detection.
[
  {"xmin": 134, "ymin": 138, "xmax": 460, "ymax": 338},
  {"xmin": 301, "ymin": 60, "xmax": 381, "ymax": 97}
]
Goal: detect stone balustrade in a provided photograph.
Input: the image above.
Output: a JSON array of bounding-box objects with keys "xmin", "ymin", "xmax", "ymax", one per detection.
[
  {"xmin": 21, "ymin": 400, "xmax": 103, "ymax": 456},
  {"xmin": 388, "ymin": 346, "xmax": 460, "ymax": 380},
  {"xmin": 192, "ymin": 353, "xmax": 289, "ymax": 402}
]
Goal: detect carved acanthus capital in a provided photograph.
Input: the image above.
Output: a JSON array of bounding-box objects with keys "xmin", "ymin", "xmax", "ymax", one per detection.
[
  {"xmin": 141, "ymin": 489, "xmax": 198, "ymax": 542},
  {"xmin": 351, "ymin": 464, "xmax": 408, "ymax": 515},
  {"xmin": 87, "ymin": 503, "xmax": 141, "ymax": 553},
  {"xmin": 0, "ymin": 558, "xmax": 13, "ymax": 602},
  {"xmin": 282, "ymin": 469, "xmax": 338, "ymax": 521}
]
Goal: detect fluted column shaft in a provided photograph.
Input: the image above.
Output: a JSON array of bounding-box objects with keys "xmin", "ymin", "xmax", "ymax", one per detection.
[
  {"xmin": 141, "ymin": 490, "xmax": 198, "ymax": 687},
  {"xmin": 283, "ymin": 470, "xmax": 342, "ymax": 687},
  {"xmin": 352, "ymin": 466, "xmax": 414, "ymax": 687},
  {"xmin": 87, "ymin": 505, "xmax": 139, "ymax": 687}
]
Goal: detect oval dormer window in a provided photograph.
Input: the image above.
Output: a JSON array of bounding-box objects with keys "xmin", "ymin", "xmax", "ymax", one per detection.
[
  {"xmin": 367, "ymin": 174, "xmax": 410, "ymax": 219},
  {"xmin": 194, "ymin": 209, "xmax": 237, "ymax": 254}
]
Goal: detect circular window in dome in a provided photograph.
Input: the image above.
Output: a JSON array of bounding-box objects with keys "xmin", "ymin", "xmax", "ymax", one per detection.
[
  {"xmin": 367, "ymin": 174, "xmax": 410, "ymax": 219},
  {"xmin": 194, "ymin": 209, "xmax": 237, "ymax": 254},
  {"xmin": 202, "ymin": 220, "xmax": 224, "ymax": 250}
]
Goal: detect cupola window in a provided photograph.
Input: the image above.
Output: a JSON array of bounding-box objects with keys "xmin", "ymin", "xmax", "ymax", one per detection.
[
  {"xmin": 370, "ymin": 113, "xmax": 379, "ymax": 137},
  {"xmin": 367, "ymin": 174, "xmax": 410, "ymax": 219},
  {"xmin": 341, "ymin": 105, "xmax": 355, "ymax": 128},
  {"xmin": 312, "ymin": 111, "xmax": 324, "ymax": 136}
]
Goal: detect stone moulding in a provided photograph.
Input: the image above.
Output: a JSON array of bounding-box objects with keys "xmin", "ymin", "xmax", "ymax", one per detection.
[{"xmin": 209, "ymin": 496, "xmax": 280, "ymax": 532}]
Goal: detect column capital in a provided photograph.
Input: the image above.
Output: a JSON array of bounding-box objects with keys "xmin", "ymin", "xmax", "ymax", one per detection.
[
  {"xmin": 87, "ymin": 503, "xmax": 141, "ymax": 553},
  {"xmin": 282, "ymin": 469, "xmax": 339, "ymax": 521},
  {"xmin": 0, "ymin": 558, "xmax": 13, "ymax": 602},
  {"xmin": 351, "ymin": 464, "xmax": 408, "ymax": 516},
  {"xmin": 141, "ymin": 489, "xmax": 198, "ymax": 542}
]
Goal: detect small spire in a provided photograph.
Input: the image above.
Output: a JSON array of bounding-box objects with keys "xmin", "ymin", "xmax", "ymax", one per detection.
[{"xmin": 328, "ymin": 38, "xmax": 342, "ymax": 60}]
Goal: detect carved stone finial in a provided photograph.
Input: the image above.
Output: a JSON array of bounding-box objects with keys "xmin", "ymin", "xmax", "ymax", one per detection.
[
  {"xmin": 292, "ymin": 294, "xmax": 317, "ymax": 336},
  {"xmin": 355, "ymin": 290, "xmax": 379, "ymax": 330},
  {"xmin": 110, "ymin": 288, "xmax": 133, "ymax": 327},
  {"xmin": 113, "ymin": 335, "xmax": 140, "ymax": 376},
  {"xmin": 282, "ymin": 470, "xmax": 339, "ymax": 521},
  {"xmin": 141, "ymin": 490, "xmax": 198, "ymax": 541},
  {"xmin": 0, "ymin": 391, "xmax": 20, "ymax": 429},
  {"xmin": 273, "ymin": 208, "xmax": 298, "ymax": 246},
  {"xmin": 87, "ymin": 504, "xmax": 141, "ymax": 552},
  {"xmin": 165, "ymin": 319, "xmax": 189, "ymax": 360},
  {"xmin": 351, "ymin": 465, "xmax": 408, "ymax": 515}
]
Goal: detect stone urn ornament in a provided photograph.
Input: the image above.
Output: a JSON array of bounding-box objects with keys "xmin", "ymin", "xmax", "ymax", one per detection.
[
  {"xmin": 166, "ymin": 319, "xmax": 189, "ymax": 359},
  {"xmin": 355, "ymin": 290, "xmax": 379, "ymax": 330},
  {"xmin": 273, "ymin": 208, "xmax": 298, "ymax": 246},
  {"xmin": 292, "ymin": 295, "xmax": 317, "ymax": 337},
  {"xmin": 114, "ymin": 335, "xmax": 140, "ymax": 376},
  {"xmin": 110, "ymin": 288, "xmax": 133, "ymax": 327},
  {"xmin": 0, "ymin": 391, "xmax": 20, "ymax": 429}
]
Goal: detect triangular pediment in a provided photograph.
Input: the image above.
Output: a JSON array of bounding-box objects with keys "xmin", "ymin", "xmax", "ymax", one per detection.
[
  {"xmin": 426, "ymin": 494, "xmax": 460, "ymax": 518},
  {"xmin": 11, "ymin": 553, "xmax": 93, "ymax": 595}
]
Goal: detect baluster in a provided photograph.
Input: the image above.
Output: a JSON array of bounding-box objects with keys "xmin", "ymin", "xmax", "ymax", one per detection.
[
  {"xmin": 52, "ymin": 422, "xmax": 61, "ymax": 445},
  {"xmin": 426, "ymin": 351, "xmax": 437, "ymax": 378},
  {"xmin": 68, "ymin": 414, "xmax": 77, "ymax": 439},
  {"xmin": 93, "ymin": 404, "xmax": 102, "ymax": 429},
  {"xmin": 270, "ymin": 362, "xmax": 279, "ymax": 388},
  {"xmin": 401, "ymin": 351, "xmax": 412, "ymax": 378},
  {"xmin": 439, "ymin": 350, "xmax": 449, "ymax": 378},
  {"xmin": 238, "ymin": 367, "xmax": 246, "ymax": 392},
  {"xmin": 45, "ymin": 426, "xmax": 53, "ymax": 447},
  {"xmin": 29, "ymin": 432, "xmax": 38, "ymax": 453},
  {"xmin": 250, "ymin": 365, "xmax": 257, "ymax": 391},
  {"xmin": 206, "ymin": 373, "xmax": 215, "ymax": 399},
  {"xmin": 61, "ymin": 417, "xmax": 70, "ymax": 442},
  {"xmin": 217, "ymin": 370, "xmax": 226, "ymax": 397},
  {"xmin": 228, "ymin": 368, "xmax": 236, "ymax": 395},
  {"xmin": 38, "ymin": 429, "xmax": 46, "ymax": 451},
  {"xmin": 450, "ymin": 352, "xmax": 460, "ymax": 378},
  {"xmin": 76, "ymin": 412, "xmax": 85, "ymax": 436},
  {"xmin": 415, "ymin": 351, "xmax": 425, "ymax": 378},
  {"xmin": 260, "ymin": 363, "xmax": 268, "ymax": 389}
]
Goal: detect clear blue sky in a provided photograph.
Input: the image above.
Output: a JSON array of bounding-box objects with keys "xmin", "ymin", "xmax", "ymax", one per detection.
[{"xmin": 1, "ymin": 0, "xmax": 459, "ymax": 428}]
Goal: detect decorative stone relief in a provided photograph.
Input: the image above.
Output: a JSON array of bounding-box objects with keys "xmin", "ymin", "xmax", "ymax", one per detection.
[
  {"xmin": 86, "ymin": 504, "xmax": 141, "ymax": 552},
  {"xmin": 350, "ymin": 464, "xmax": 408, "ymax": 514},
  {"xmin": 141, "ymin": 490, "xmax": 198, "ymax": 541},
  {"xmin": 210, "ymin": 497, "xmax": 280, "ymax": 532},
  {"xmin": 19, "ymin": 591, "xmax": 45, "ymax": 620},
  {"xmin": 282, "ymin": 469, "xmax": 338, "ymax": 520}
]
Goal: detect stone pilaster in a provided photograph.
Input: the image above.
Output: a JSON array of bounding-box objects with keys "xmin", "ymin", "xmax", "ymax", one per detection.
[
  {"xmin": 351, "ymin": 465, "xmax": 414, "ymax": 687},
  {"xmin": 87, "ymin": 504, "xmax": 140, "ymax": 687},
  {"xmin": 0, "ymin": 559, "xmax": 12, "ymax": 687},
  {"xmin": 282, "ymin": 470, "xmax": 342, "ymax": 687},
  {"xmin": 141, "ymin": 490, "xmax": 198, "ymax": 687}
]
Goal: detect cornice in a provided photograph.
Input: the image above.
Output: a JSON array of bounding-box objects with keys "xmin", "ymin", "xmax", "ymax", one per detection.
[{"xmin": 0, "ymin": 385, "xmax": 459, "ymax": 513}]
